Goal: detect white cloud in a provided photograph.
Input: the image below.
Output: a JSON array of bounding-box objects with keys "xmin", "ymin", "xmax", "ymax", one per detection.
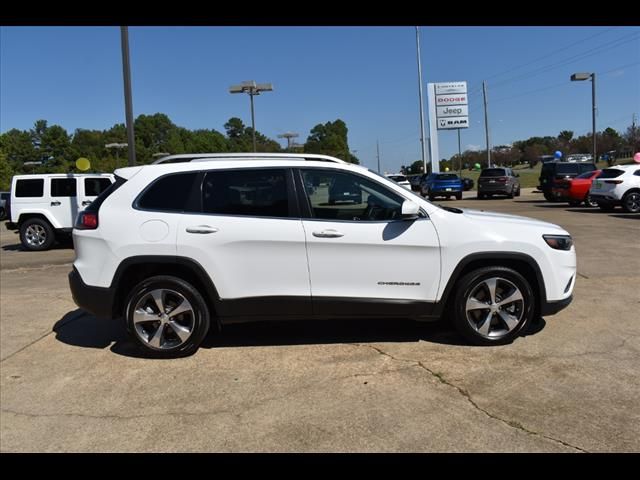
[{"xmin": 466, "ymin": 144, "xmax": 482, "ymax": 151}]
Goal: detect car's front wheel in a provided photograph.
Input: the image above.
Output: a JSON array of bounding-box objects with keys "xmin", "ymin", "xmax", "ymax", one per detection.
[
  {"xmin": 125, "ymin": 275, "xmax": 211, "ymax": 358},
  {"xmin": 452, "ymin": 266, "xmax": 535, "ymax": 346}
]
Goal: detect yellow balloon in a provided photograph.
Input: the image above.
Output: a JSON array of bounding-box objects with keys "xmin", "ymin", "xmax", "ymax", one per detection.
[
  {"xmin": 76, "ymin": 158, "xmax": 91, "ymax": 171},
  {"xmin": 445, "ymin": 167, "xmax": 450, "ymax": 172}
]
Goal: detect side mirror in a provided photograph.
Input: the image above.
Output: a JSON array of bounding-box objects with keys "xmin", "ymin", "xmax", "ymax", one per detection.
[{"xmin": 401, "ymin": 200, "xmax": 420, "ymax": 220}]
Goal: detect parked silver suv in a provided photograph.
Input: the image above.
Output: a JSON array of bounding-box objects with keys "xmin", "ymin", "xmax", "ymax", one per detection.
[{"xmin": 477, "ymin": 167, "xmax": 521, "ymax": 199}]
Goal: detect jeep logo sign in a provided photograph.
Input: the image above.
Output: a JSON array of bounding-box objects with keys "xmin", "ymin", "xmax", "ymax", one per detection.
[{"xmin": 437, "ymin": 105, "xmax": 469, "ymax": 118}]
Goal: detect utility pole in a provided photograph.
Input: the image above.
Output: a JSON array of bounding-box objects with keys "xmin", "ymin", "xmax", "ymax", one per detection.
[
  {"xmin": 483, "ymin": 80, "xmax": 491, "ymax": 168},
  {"xmin": 120, "ymin": 26, "xmax": 136, "ymax": 166},
  {"xmin": 377, "ymin": 140, "xmax": 381, "ymax": 173},
  {"xmin": 416, "ymin": 27, "xmax": 428, "ymax": 174},
  {"xmin": 591, "ymin": 73, "xmax": 597, "ymax": 162},
  {"xmin": 457, "ymin": 128, "xmax": 462, "ymax": 175}
]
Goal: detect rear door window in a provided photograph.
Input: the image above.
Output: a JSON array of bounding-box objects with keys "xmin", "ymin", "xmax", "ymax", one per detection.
[
  {"xmin": 202, "ymin": 169, "xmax": 291, "ymax": 218},
  {"xmin": 136, "ymin": 172, "xmax": 199, "ymax": 212},
  {"xmin": 51, "ymin": 178, "xmax": 77, "ymax": 197}
]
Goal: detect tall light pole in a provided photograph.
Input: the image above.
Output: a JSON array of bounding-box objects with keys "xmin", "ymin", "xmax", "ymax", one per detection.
[
  {"xmin": 105, "ymin": 143, "xmax": 128, "ymax": 166},
  {"xmin": 416, "ymin": 27, "xmax": 428, "ymax": 174},
  {"xmin": 120, "ymin": 27, "xmax": 136, "ymax": 166},
  {"xmin": 229, "ymin": 81, "xmax": 273, "ymax": 152},
  {"xmin": 571, "ymin": 72, "xmax": 597, "ymax": 162},
  {"xmin": 483, "ymin": 80, "xmax": 491, "ymax": 168}
]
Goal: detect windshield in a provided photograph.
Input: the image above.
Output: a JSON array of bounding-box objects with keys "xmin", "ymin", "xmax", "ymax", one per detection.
[
  {"xmin": 480, "ymin": 169, "xmax": 506, "ymax": 177},
  {"xmin": 388, "ymin": 175, "xmax": 407, "ymax": 182}
]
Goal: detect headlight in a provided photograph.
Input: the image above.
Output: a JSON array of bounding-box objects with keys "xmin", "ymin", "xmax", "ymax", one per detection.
[{"xmin": 543, "ymin": 234, "xmax": 573, "ymax": 251}]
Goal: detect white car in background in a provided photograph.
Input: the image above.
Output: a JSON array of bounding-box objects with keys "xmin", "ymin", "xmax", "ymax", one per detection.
[
  {"xmin": 386, "ymin": 173, "xmax": 411, "ymax": 190},
  {"xmin": 589, "ymin": 164, "xmax": 640, "ymax": 213}
]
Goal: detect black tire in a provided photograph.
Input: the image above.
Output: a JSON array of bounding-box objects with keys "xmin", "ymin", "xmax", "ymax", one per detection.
[
  {"xmin": 515, "ymin": 186, "xmax": 521, "ymax": 197},
  {"xmin": 507, "ymin": 187, "xmax": 514, "ymax": 199},
  {"xmin": 124, "ymin": 275, "xmax": 211, "ymax": 358},
  {"xmin": 0, "ymin": 207, "xmax": 5, "ymax": 221},
  {"xmin": 568, "ymin": 200, "xmax": 582, "ymax": 207},
  {"xmin": 543, "ymin": 192, "xmax": 556, "ymax": 202},
  {"xmin": 19, "ymin": 218, "xmax": 55, "ymax": 251},
  {"xmin": 477, "ymin": 193, "xmax": 485, "ymax": 199},
  {"xmin": 455, "ymin": 193, "xmax": 462, "ymax": 200},
  {"xmin": 584, "ymin": 195, "xmax": 598, "ymax": 208},
  {"xmin": 452, "ymin": 266, "xmax": 535, "ymax": 346},
  {"xmin": 428, "ymin": 194, "xmax": 435, "ymax": 201},
  {"xmin": 621, "ymin": 191, "xmax": 640, "ymax": 214},
  {"xmin": 598, "ymin": 203, "xmax": 615, "ymax": 212}
]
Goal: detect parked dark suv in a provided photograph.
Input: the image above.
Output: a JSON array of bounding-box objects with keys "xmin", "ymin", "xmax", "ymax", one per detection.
[
  {"xmin": 538, "ymin": 162, "xmax": 597, "ymax": 201},
  {"xmin": 477, "ymin": 168, "xmax": 521, "ymax": 199}
]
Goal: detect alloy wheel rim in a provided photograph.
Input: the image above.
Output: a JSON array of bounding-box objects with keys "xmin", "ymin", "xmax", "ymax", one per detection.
[
  {"xmin": 465, "ymin": 277, "xmax": 525, "ymax": 339},
  {"xmin": 626, "ymin": 193, "xmax": 640, "ymax": 212},
  {"xmin": 132, "ymin": 288, "xmax": 195, "ymax": 350},
  {"xmin": 25, "ymin": 225, "xmax": 46, "ymax": 246}
]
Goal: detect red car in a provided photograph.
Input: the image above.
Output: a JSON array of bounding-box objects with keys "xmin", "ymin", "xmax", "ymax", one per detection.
[{"xmin": 552, "ymin": 169, "xmax": 601, "ymax": 207}]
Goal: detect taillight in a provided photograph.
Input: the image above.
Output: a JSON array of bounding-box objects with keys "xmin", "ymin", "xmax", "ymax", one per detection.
[
  {"xmin": 75, "ymin": 211, "xmax": 98, "ymax": 230},
  {"xmin": 604, "ymin": 180, "xmax": 623, "ymax": 184},
  {"xmin": 497, "ymin": 177, "xmax": 506, "ymax": 182}
]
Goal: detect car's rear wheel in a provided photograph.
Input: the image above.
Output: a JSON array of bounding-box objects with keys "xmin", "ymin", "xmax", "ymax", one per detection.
[
  {"xmin": 477, "ymin": 193, "xmax": 484, "ymax": 199},
  {"xmin": 544, "ymin": 192, "xmax": 555, "ymax": 202},
  {"xmin": 125, "ymin": 275, "xmax": 211, "ymax": 358},
  {"xmin": 19, "ymin": 218, "xmax": 55, "ymax": 251},
  {"xmin": 455, "ymin": 192, "xmax": 462, "ymax": 200},
  {"xmin": 568, "ymin": 200, "xmax": 582, "ymax": 207},
  {"xmin": 515, "ymin": 186, "xmax": 521, "ymax": 197},
  {"xmin": 584, "ymin": 195, "xmax": 598, "ymax": 208},
  {"xmin": 621, "ymin": 191, "xmax": 640, "ymax": 213},
  {"xmin": 452, "ymin": 266, "xmax": 534, "ymax": 346}
]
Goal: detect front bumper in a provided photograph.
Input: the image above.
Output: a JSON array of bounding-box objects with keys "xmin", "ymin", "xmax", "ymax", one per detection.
[
  {"xmin": 68, "ymin": 267, "xmax": 116, "ymax": 319},
  {"xmin": 540, "ymin": 295, "xmax": 573, "ymax": 317}
]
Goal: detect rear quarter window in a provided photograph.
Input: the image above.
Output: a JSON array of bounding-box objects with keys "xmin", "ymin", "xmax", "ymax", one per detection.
[
  {"xmin": 136, "ymin": 172, "xmax": 199, "ymax": 212},
  {"xmin": 15, "ymin": 179, "xmax": 44, "ymax": 197},
  {"xmin": 598, "ymin": 169, "xmax": 624, "ymax": 179}
]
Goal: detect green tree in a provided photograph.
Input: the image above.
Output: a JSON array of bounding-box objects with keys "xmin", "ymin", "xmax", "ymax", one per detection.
[
  {"xmin": 0, "ymin": 129, "xmax": 37, "ymax": 164},
  {"xmin": 304, "ymin": 119, "xmax": 357, "ymax": 164},
  {"xmin": 0, "ymin": 152, "xmax": 16, "ymax": 190}
]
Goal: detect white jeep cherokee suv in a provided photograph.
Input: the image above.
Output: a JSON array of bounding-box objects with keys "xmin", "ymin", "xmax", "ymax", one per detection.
[{"xmin": 69, "ymin": 153, "xmax": 576, "ymax": 357}]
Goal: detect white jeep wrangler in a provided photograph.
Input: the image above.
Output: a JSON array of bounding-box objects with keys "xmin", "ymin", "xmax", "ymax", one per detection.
[{"xmin": 10, "ymin": 173, "xmax": 114, "ymax": 250}]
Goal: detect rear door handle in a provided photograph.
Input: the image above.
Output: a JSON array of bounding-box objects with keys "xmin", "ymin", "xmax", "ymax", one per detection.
[
  {"xmin": 186, "ymin": 225, "xmax": 219, "ymax": 234},
  {"xmin": 51, "ymin": 201, "xmax": 61, "ymax": 206},
  {"xmin": 313, "ymin": 229, "xmax": 344, "ymax": 238},
  {"xmin": 82, "ymin": 200, "xmax": 92, "ymax": 206}
]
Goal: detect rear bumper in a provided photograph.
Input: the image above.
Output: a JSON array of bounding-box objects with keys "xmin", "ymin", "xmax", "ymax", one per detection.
[
  {"xmin": 68, "ymin": 267, "xmax": 116, "ymax": 319},
  {"xmin": 589, "ymin": 193, "xmax": 621, "ymax": 205},
  {"xmin": 540, "ymin": 295, "xmax": 573, "ymax": 317}
]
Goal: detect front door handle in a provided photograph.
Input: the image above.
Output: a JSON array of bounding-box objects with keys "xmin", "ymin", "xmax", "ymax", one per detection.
[
  {"xmin": 313, "ymin": 229, "xmax": 344, "ymax": 238},
  {"xmin": 51, "ymin": 201, "xmax": 61, "ymax": 206},
  {"xmin": 186, "ymin": 225, "xmax": 219, "ymax": 234}
]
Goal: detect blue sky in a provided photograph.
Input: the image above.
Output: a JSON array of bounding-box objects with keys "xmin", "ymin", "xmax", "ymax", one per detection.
[{"xmin": 1, "ymin": 26, "xmax": 639, "ymax": 172}]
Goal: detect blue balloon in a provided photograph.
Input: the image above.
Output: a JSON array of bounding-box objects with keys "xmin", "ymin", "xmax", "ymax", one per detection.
[{"xmin": 554, "ymin": 150, "xmax": 563, "ymax": 158}]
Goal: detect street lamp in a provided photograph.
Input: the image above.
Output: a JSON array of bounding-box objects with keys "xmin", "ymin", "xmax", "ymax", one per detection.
[
  {"xmin": 571, "ymin": 72, "xmax": 597, "ymax": 162},
  {"xmin": 229, "ymin": 80, "xmax": 273, "ymax": 152},
  {"xmin": 105, "ymin": 143, "xmax": 128, "ymax": 165}
]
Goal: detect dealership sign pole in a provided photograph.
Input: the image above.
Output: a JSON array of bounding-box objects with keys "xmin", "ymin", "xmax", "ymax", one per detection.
[{"xmin": 427, "ymin": 81, "xmax": 469, "ymax": 173}]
